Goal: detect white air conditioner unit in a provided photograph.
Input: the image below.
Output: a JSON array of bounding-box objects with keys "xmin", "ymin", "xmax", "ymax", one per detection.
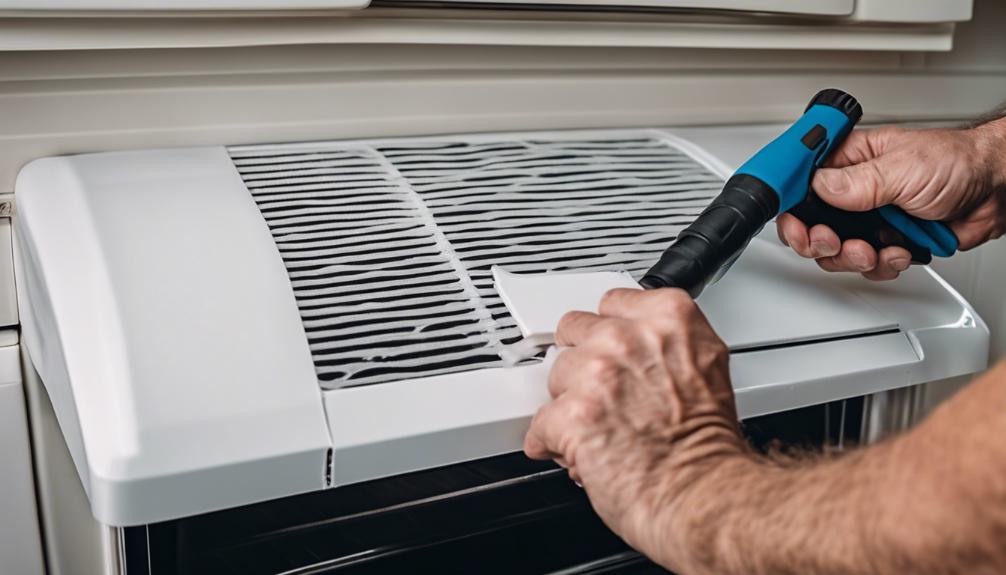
[{"xmin": 14, "ymin": 127, "xmax": 988, "ymax": 531}]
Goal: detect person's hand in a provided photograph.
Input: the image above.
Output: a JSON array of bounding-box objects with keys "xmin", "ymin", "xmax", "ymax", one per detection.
[
  {"xmin": 777, "ymin": 122, "xmax": 1006, "ymax": 280},
  {"xmin": 523, "ymin": 288, "xmax": 745, "ymax": 571}
]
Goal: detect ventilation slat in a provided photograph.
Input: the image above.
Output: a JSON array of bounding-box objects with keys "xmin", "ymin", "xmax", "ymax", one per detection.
[
  {"xmin": 230, "ymin": 131, "xmax": 723, "ymax": 389},
  {"xmin": 419, "ymin": 183, "xmax": 720, "ymax": 202}
]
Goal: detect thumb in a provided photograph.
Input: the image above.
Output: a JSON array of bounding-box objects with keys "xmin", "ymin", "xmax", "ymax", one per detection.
[{"xmin": 812, "ymin": 160, "xmax": 896, "ymax": 213}]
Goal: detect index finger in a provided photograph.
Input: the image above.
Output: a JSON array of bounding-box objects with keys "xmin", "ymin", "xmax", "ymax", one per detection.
[
  {"xmin": 826, "ymin": 129, "xmax": 872, "ymax": 168},
  {"xmin": 523, "ymin": 396, "xmax": 576, "ymax": 461},
  {"xmin": 826, "ymin": 127, "xmax": 895, "ymax": 169},
  {"xmin": 555, "ymin": 310, "xmax": 605, "ymax": 347}
]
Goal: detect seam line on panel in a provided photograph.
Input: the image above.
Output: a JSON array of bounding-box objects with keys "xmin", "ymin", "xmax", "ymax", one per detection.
[{"xmin": 367, "ymin": 144, "xmax": 505, "ymax": 355}]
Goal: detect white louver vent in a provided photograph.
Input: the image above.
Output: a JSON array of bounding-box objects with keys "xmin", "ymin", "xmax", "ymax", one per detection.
[{"xmin": 229, "ymin": 130, "xmax": 724, "ymax": 388}]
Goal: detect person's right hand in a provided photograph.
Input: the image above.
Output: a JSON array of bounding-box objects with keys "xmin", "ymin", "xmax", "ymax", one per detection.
[{"xmin": 776, "ymin": 122, "xmax": 1006, "ymax": 280}]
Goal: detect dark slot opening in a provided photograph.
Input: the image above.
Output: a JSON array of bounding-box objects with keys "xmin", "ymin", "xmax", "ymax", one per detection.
[{"xmin": 133, "ymin": 397, "xmax": 864, "ymax": 575}]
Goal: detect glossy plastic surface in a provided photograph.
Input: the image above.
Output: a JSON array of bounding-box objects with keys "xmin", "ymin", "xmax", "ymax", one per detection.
[
  {"xmin": 14, "ymin": 147, "xmax": 332, "ymax": 526},
  {"xmin": 12, "ymin": 130, "xmax": 989, "ymax": 524}
]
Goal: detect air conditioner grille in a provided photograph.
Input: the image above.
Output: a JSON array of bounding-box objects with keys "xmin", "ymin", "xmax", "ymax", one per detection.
[{"xmin": 229, "ymin": 131, "xmax": 724, "ymax": 389}]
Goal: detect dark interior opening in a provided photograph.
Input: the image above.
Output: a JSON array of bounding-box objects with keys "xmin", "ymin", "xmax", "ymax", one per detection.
[{"xmin": 131, "ymin": 397, "xmax": 864, "ymax": 575}]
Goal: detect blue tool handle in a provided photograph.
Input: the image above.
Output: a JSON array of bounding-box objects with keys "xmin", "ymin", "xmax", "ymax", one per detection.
[
  {"xmin": 754, "ymin": 88, "xmax": 959, "ymax": 263},
  {"xmin": 876, "ymin": 206, "xmax": 958, "ymax": 258}
]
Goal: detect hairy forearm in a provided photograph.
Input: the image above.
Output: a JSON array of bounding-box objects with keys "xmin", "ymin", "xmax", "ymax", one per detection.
[
  {"xmin": 973, "ymin": 116, "xmax": 1006, "ymax": 188},
  {"xmin": 656, "ymin": 362, "xmax": 1006, "ymax": 575},
  {"xmin": 968, "ymin": 101, "xmax": 1006, "ymax": 130}
]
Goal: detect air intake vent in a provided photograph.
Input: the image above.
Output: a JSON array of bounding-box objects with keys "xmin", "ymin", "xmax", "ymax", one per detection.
[{"xmin": 229, "ymin": 130, "xmax": 724, "ymax": 389}]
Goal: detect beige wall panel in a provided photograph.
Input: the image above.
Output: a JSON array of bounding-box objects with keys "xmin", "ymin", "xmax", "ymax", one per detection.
[{"xmin": 2, "ymin": 63, "xmax": 1005, "ymax": 193}]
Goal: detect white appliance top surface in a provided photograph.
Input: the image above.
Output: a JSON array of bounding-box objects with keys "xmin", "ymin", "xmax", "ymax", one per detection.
[
  {"xmin": 13, "ymin": 126, "xmax": 988, "ymax": 526},
  {"xmin": 15, "ymin": 146, "xmax": 332, "ymax": 526}
]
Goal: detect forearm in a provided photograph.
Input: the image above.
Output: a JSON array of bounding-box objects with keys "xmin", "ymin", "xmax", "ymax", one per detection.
[
  {"xmin": 972, "ymin": 115, "xmax": 1006, "ymax": 188},
  {"xmin": 655, "ymin": 362, "xmax": 1006, "ymax": 575},
  {"xmin": 968, "ymin": 100, "xmax": 1006, "ymax": 130},
  {"xmin": 664, "ymin": 440, "xmax": 911, "ymax": 575}
]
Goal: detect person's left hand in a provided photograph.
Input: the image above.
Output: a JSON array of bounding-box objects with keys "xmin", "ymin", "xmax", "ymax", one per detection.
[{"xmin": 523, "ymin": 288, "xmax": 744, "ymax": 570}]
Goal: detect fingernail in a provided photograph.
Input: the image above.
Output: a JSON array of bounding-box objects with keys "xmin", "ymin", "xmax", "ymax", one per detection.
[
  {"xmin": 890, "ymin": 257, "xmax": 911, "ymax": 271},
  {"xmin": 819, "ymin": 170, "xmax": 848, "ymax": 195},
  {"xmin": 849, "ymin": 251, "xmax": 869, "ymax": 270},
  {"xmin": 810, "ymin": 240, "xmax": 831, "ymax": 257}
]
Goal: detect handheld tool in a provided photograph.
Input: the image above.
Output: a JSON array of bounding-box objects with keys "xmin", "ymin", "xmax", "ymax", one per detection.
[{"xmin": 639, "ymin": 88, "xmax": 959, "ymax": 297}]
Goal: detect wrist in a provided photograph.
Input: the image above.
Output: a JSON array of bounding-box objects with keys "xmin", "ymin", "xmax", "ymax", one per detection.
[
  {"xmin": 659, "ymin": 418, "xmax": 749, "ymax": 511},
  {"xmin": 971, "ymin": 117, "xmax": 1006, "ymax": 189},
  {"xmin": 645, "ymin": 437, "xmax": 754, "ymax": 573}
]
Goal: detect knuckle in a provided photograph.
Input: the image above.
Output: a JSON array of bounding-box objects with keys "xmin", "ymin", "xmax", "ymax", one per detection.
[
  {"xmin": 583, "ymin": 355, "xmax": 603, "ymax": 377},
  {"xmin": 529, "ymin": 405, "xmax": 549, "ymax": 430},
  {"xmin": 638, "ymin": 326, "xmax": 666, "ymax": 351},
  {"xmin": 557, "ymin": 310, "xmax": 584, "ymax": 327},
  {"xmin": 582, "ymin": 356, "xmax": 625, "ymax": 394},
  {"xmin": 595, "ymin": 321, "xmax": 635, "ymax": 350},
  {"xmin": 583, "ymin": 355, "xmax": 616, "ymax": 379},
  {"xmin": 655, "ymin": 288, "xmax": 694, "ymax": 314},
  {"xmin": 865, "ymin": 161, "xmax": 886, "ymax": 186},
  {"xmin": 855, "ymin": 162, "xmax": 885, "ymax": 200},
  {"xmin": 598, "ymin": 288, "xmax": 625, "ymax": 311},
  {"xmin": 595, "ymin": 320, "xmax": 626, "ymax": 339},
  {"xmin": 599, "ymin": 288, "xmax": 644, "ymax": 316},
  {"xmin": 570, "ymin": 395, "xmax": 605, "ymax": 425},
  {"xmin": 701, "ymin": 340, "xmax": 730, "ymax": 371},
  {"xmin": 605, "ymin": 336, "xmax": 634, "ymax": 358}
]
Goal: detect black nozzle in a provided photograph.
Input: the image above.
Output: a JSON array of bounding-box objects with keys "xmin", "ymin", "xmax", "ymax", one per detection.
[
  {"xmin": 639, "ymin": 174, "xmax": 779, "ymax": 297},
  {"xmin": 806, "ymin": 88, "xmax": 862, "ymax": 124}
]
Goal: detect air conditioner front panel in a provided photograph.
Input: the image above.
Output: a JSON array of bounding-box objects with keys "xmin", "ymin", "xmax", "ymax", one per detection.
[
  {"xmin": 230, "ymin": 130, "xmax": 899, "ymax": 389},
  {"xmin": 13, "ymin": 127, "xmax": 988, "ymax": 525}
]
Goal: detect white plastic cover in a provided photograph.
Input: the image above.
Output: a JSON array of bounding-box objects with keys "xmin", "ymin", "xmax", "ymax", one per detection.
[
  {"xmin": 15, "ymin": 147, "xmax": 332, "ymax": 526},
  {"xmin": 13, "ymin": 128, "xmax": 989, "ymax": 525}
]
